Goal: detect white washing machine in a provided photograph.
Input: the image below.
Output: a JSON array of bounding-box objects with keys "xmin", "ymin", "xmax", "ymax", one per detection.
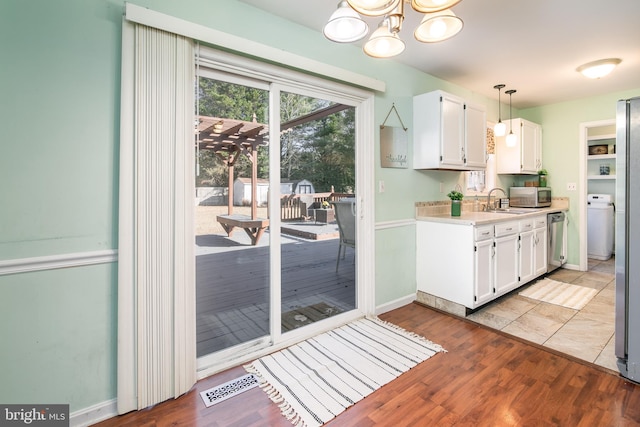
[{"xmin": 587, "ymin": 194, "xmax": 614, "ymax": 260}]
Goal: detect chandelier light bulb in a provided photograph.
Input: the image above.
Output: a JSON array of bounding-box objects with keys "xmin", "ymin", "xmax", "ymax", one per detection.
[{"xmin": 429, "ymin": 18, "xmax": 447, "ymax": 38}]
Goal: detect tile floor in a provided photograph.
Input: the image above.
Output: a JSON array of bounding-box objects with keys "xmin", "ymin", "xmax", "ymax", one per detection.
[{"xmin": 467, "ymin": 257, "xmax": 617, "ymax": 371}]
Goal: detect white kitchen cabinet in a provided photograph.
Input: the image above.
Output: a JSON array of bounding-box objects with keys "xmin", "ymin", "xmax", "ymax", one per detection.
[
  {"xmin": 496, "ymin": 118, "xmax": 542, "ymax": 174},
  {"xmin": 493, "ymin": 221, "xmax": 520, "ymax": 296},
  {"xmin": 474, "ymin": 225, "xmax": 494, "ymax": 305},
  {"xmin": 533, "ymin": 216, "xmax": 548, "ymax": 276},
  {"xmin": 416, "ymin": 215, "xmax": 551, "ymax": 310},
  {"xmin": 413, "ymin": 90, "xmax": 487, "ymax": 170},
  {"xmin": 518, "ymin": 219, "xmax": 535, "ymax": 285},
  {"xmin": 416, "ymin": 221, "xmax": 476, "ymax": 308}
]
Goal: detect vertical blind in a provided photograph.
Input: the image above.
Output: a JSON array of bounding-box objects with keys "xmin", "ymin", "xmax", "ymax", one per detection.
[{"xmin": 118, "ymin": 21, "xmax": 196, "ymax": 413}]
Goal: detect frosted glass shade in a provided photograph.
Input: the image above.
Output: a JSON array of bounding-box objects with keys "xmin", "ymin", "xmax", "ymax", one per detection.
[
  {"xmin": 506, "ymin": 131, "xmax": 518, "ymax": 147},
  {"xmin": 363, "ymin": 22, "xmax": 405, "ymax": 57},
  {"xmin": 414, "ymin": 10, "xmax": 463, "ymax": 42},
  {"xmin": 411, "ymin": 0, "xmax": 462, "ymax": 13},
  {"xmin": 494, "ymin": 121, "xmax": 506, "ymax": 137},
  {"xmin": 324, "ymin": 1, "xmax": 369, "ymax": 43},
  {"xmin": 577, "ymin": 58, "xmax": 621, "ymax": 79},
  {"xmin": 347, "ymin": 0, "xmax": 400, "ymax": 16}
]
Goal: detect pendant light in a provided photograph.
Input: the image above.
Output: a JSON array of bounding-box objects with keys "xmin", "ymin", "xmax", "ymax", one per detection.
[
  {"xmin": 493, "ymin": 84, "xmax": 506, "ymax": 137},
  {"xmin": 323, "ymin": 1, "xmax": 369, "ymax": 43},
  {"xmin": 505, "ymin": 89, "xmax": 517, "ymax": 147}
]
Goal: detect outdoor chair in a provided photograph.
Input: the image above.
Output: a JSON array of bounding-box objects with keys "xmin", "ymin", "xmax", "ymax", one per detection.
[{"xmin": 332, "ymin": 198, "xmax": 356, "ymax": 271}]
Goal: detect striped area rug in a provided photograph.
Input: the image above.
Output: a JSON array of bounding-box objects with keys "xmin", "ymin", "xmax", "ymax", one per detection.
[
  {"xmin": 244, "ymin": 317, "xmax": 445, "ymax": 427},
  {"xmin": 519, "ymin": 278, "xmax": 599, "ymax": 310}
]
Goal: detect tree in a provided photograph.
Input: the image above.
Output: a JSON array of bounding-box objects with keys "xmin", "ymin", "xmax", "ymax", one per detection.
[{"xmin": 196, "ymin": 78, "xmax": 269, "ymax": 185}]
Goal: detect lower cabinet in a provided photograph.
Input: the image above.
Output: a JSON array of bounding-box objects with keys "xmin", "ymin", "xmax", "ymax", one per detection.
[
  {"xmin": 417, "ymin": 215, "xmax": 549, "ymax": 309},
  {"xmin": 533, "ymin": 216, "xmax": 548, "ymax": 276},
  {"xmin": 494, "ymin": 222, "xmax": 520, "ymax": 296}
]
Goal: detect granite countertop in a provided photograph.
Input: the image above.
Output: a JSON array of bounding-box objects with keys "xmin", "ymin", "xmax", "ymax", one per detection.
[{"xmin": 416, "ymin": 205, "xmax": 568, "ymax": 226}]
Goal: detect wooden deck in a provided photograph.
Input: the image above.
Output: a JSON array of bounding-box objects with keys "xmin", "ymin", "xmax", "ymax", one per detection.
[{"xmin": 196, "ymin": 235, "xmax": 355, "ymax": 356}]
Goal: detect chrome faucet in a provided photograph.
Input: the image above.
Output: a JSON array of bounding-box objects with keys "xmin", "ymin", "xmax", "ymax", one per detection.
[{"xmin": 486, "ymin": 187, "xmax": 506, "ymax": 211}]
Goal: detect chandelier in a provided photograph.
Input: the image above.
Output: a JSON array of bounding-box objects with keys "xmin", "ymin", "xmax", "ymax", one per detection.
[{"xmin": 323, "ymin": 0, "xmax": 464, "ymax": 58}]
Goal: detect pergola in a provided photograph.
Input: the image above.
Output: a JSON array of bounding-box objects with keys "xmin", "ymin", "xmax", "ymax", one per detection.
[
  {"xmin": 197, "ymin": 115, "xmax": 269, "ymax": 245},
  {"xmin": 196, "ymin": 103, "xmax": 351, "ymax": 245}
]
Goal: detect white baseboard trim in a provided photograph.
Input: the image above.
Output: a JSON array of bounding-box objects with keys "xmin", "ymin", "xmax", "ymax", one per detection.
[
  {"xmin": 70, "ymin": 398, "xmax": 117, "ymax": 427},
  {"xmin": 561, "ymin": 263, "xmax": 581, "ymax": 271},
  {"xmin": 375, "ymin": 293, "xmax": 416, "ymax": 315},
  {"xmin": 0, "ymin": 249, "xmax": 118, "ymax": 276}
]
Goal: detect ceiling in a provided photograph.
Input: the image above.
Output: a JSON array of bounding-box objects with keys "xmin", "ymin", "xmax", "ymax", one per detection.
[{"xmin": 237, "ymin": 0, "xmax": 640, "ymax": 109}]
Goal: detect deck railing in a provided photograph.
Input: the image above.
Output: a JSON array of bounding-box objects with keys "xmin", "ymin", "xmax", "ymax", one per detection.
[{"xmin": 280, "ymin": 192, "xmax": 354, "ymax": 221}]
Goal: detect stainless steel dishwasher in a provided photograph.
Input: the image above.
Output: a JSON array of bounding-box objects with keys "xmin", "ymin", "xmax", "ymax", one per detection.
[{"xmin": 548, "ymin": 212, "xmax": 567, "ymax": 272}]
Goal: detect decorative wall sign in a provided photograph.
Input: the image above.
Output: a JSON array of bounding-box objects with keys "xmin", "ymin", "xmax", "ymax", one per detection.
[{"xmin": 380, "ymin": 104, "xmax": 408, "ymax": 168}]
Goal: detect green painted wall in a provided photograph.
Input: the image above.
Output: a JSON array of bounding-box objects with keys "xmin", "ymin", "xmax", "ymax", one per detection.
[
  {"xmin": 521, "ymin": 88, "xmax": 640, "ymax": 265},
  {"xmin": 2, "ymin": 0, "xmax": 637, "ymax": 416}
]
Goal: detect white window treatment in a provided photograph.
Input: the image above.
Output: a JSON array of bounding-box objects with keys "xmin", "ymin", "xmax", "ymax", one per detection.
[{"xmin": 118, "ymin": 20, "xmax": 196, "ymax": 414}]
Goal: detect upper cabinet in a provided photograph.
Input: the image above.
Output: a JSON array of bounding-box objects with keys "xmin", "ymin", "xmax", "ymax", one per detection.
[
  {"xmin": 413, "ymin": 90, "xmax": 487, "ymax": 170},
  {"xmin": 496, "ymin": 118, "xmax": 542, "ymax": 174}
]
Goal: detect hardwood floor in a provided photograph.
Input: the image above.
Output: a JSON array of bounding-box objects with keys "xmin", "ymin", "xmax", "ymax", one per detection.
[{"xmin": 94, "ymin": 303, "xmax": 640, "ymax": 427}]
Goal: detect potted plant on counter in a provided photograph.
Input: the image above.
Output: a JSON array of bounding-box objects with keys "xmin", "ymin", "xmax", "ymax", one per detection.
[
  {"xmin": 447, "ymin": 190, "xmax": 464, "ymax": 216},
  {"xmin": 538, "ymin": 169, "xmax": 548, "ymax": 187}
]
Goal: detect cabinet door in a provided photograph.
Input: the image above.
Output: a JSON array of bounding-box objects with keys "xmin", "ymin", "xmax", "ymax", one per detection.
[
  {"xmin": 521, "ymin": 120, "xmax": 540, "ymax": 173},
  {"xmin": 475, "ymin": 239, "xmax": 494, "ymax": 305},
  {"xmin": 440, "ymin": 94, "xmax": 465, "ymax": 167},
  {"xmin": 519, "ymin": 230, "xmax": 535, "ymax": 284},
  {"xmin": 494, "ymin": 233, "xmax": 519, "ymax": 295},
  {"xmin": 464, "ymin": 102, "xmax": 487, "ymax": 169},
  {"xmin": 533, "ymin": 226, "xmax": 548, "ymax": 276}
]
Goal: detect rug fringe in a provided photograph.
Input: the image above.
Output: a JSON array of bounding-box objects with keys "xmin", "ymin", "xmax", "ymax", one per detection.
[
  {"xmin": 244, "ymin": 362, "xmax": 308, "ymax": 426},
  {"xmin": 367, "ymin": 316, "xmax": 448, "ymax": 353}
]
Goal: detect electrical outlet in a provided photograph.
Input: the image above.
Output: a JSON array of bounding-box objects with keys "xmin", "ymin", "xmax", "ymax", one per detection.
[
  {"xmin": 567, "ymin": 183, "xmax": 577, "ymax": 191},
  {"xmin": 440, "ymin": 182, "xmax": 443, "ymax": 193},
  {"xmin": 379, "ymin": 180, "xmax": 385, "ymax": 193}
]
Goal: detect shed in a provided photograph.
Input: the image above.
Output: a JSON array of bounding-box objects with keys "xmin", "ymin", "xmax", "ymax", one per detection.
[
  {"xmin": 234, "ymin": 177, "xmax": 269, "ymax": 206},
  {"xmin": 280, "ymin": 179, "xmax": 315, "ymax": 195}
]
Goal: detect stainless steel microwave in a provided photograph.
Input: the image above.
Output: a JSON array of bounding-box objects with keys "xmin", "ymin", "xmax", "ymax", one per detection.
[{"xmin": 509, "ymin": 187, "xmax": 552, "ymax": 208}]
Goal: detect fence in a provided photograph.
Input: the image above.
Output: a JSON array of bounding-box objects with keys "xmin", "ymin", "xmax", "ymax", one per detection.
[{"xmin": 280, "ymin": 192, "xmax": 354, "ymax": 221}]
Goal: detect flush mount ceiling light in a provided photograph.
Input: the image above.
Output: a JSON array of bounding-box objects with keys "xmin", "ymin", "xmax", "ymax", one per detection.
[
  {"xmin": 493, "ymin": 84, "xmax": 506, "ymax": 137},
  {"xmin": 577, "ymin": 58, "xmax": 622, "ymax": 79},
  {"xmin": 323, "ymin": 0, "xmax": 464, "ymax": 58},
  {"xmin": 505, "ymin": 89, "xmax": 517, "ymax": 147}
]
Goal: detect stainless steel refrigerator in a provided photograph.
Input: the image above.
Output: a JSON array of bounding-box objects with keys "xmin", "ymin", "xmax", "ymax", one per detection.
[{"xmin": 615, "ymin": 96, "xmax": 640, "ymax": 383}]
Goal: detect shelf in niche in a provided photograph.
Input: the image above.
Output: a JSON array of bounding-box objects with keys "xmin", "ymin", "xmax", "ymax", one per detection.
[
  {"xmin": 587, "ymin": 133, "xmax": 616, "ymax": 141},
  {"xmin": 588, "ymin": 154, "xmax": 616, "ymax": 160},
  {"xmin": 588, "ymin": 175, "xmax": 616, "ymax": 180}
]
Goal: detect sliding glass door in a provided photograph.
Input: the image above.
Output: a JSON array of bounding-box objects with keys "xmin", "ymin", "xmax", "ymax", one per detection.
[
  {"xmin": 195, "ymin": 74, "xmax": 271, "ymax": 357},
  {"xmin": 278, "ymin": 90, "xmax": 356, "ymax": 333},
  {"xmin": 194, "ymin": 48, "xmax": 372, "ymax": 372}
]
